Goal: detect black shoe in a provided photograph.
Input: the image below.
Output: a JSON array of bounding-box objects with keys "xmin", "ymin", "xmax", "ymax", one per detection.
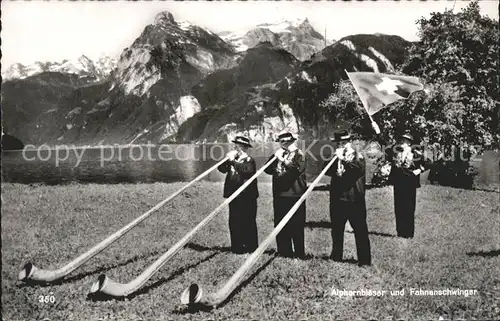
[
  {"xmin": 279, "ymin": 252, "xmax": 294, "ymax": 258},
  {"xmin": 295, "ymin": 253, "xmax": 306, "ymax": 260},
  {"xmin": 231, "ymin": 247, "xmax": 245, "ymax": 254},
  {"xmin": 358, "ymin": 262, "xmax": 371, "ymax": 267},
  {"xmin": 330, "ymin": 254, "xmax": 343, "ymax": 262}
]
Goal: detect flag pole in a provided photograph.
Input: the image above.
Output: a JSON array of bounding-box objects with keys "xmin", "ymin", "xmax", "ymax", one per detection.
[
  {"xmin": 367, "ymin": 114, "xmax": 380, "ymax": 135},
  {"xmin": 344, "ymin": 70, "xmax": 380, "ymax": 134}
]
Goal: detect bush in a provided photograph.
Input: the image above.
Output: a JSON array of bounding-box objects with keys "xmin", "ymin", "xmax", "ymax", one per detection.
[
  {"xmin": 429, "ymin": 159, "xmax": 478, "ymax": 189},
  {"xmin": 371, "ymin": 152, "xmax": 479, "ymax": 189}
]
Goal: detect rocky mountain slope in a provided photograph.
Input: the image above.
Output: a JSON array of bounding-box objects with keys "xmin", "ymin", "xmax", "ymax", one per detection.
[
  {"xmin": 174, "ymin": 34, "xmax": 411, "ymax": 143},
  {"xmin": 175, "ymin": 42, "xmax": 299, "ymax": 143},
  {"xmin": 1, "ymin": 72, "xmax": 112, "ymax": 146},
  {"xmin": 219, "ymin": 18, "xmax": 333, "ymax": 61},
  {"xmin": 95, "ymin": 11, "xmax": 238, "ymax": 145}
]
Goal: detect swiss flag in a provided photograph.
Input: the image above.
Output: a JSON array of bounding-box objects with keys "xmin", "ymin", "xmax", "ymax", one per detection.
[{"xmin": 346, "ymin": 71, "xmax": 425, "ymax": 116}]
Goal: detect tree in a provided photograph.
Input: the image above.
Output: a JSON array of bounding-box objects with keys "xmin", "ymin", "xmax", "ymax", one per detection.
[
  {"xmin": 399, "ymin": 1, "xmax": 498, "ymax": 148},
  {"xmin": 319, "ymin": 80, "xmax": 368, "ymax": 136},
  {"xmin": 321, "ymin": 2, "xmax": 498, "ymax": 150},
  {"xmin": 287, "ymin": 79, "xmax": 327, "ymax": 138},
  {"xmin": 368, "ymin": 1, "xmax": 498, "ymax": 188}
]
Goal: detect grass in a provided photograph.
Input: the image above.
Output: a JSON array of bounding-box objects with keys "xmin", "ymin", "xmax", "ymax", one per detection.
[{"xmin": 2, "ymin": 181, "xmax": 499, "ymax": 320}]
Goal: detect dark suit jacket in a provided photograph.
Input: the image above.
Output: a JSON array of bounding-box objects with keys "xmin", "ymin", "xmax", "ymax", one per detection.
[
  {"xmin": 218, "ymin": 154, "xmax": 259, "ymax": 199},
  {"xmin": 265, "ymin": 148, "xmax": 307, "ymax": 197},
  {"xmin": 385, "ymin": 145, "xmax": 433, "ymax": 188},
  {"xmin": 325, "ymin": 155, "xmax": 366, "ymax": 206}
]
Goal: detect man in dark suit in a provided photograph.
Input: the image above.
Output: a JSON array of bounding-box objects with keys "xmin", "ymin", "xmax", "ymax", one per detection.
[
  {"xmin": 387, "ymin": 133, "xmax": 432, "ymax": 238},
  {"xmin": 265, "ymin": 132, "xmax": 307, "ymax": 259},
  {"xmin": 218, "ymin": 136, "xmax": 259, "ymax": 254},
  {"xmin": 325, "ymin": 130, "xmax": 371, "ymax": 267}
]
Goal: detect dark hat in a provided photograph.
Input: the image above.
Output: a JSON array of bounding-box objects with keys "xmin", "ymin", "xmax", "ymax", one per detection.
[
  {"xmin": 400, "ymin": 133, "xmax": 414, "ymax": 142},
  {"xmin": 276, "ymin": 132, "xmax": 296, "ymax": 142},
  {"xmin": 331, "ymin": 129, "xmax": 352, "ymax": 142},
  {"xmin": 231, "ymin": 135, "xmax": 252, "ymax": 147}
]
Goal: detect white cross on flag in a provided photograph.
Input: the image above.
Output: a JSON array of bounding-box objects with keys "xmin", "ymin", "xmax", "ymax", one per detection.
[{"xmin": 346, "ymin": 71, "xmax": 424, "ymax": 116}]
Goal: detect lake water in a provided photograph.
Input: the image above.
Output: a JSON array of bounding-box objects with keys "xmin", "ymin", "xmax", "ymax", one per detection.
[
  {"xmin": 1, "ymin": 142, "xmax": 340, "ymax": 185},
  {"xmin": 2, "ymin": 142, "xmax": 498, "ymax": 189}
]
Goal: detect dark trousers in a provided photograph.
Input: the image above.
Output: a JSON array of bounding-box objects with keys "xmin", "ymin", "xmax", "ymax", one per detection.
[
  {"xmin": 228, "ymin": 197, "xmax": 258, "ymax": 253},
  {"xmin": 393, "ymin": 184, "xmax": 417, "ymax": 238},
  {"xmin": 330, "ymin": 200, "xmax": 371, "ymax": 266},
  {"xmin": 273, "ymin": 197, "xmax": 306, "ymax": 258}
]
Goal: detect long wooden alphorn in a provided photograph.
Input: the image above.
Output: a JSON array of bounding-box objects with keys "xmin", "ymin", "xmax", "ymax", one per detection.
[
  {"xmin": 183, "ymin": 156, "xmax": 337, "ymax": 307},
  {"xmin": 18, "ymin": 157, "xmax": 229, "ymax": 283},
  {"xmin": 89, "ymin": 156, "xmax": 277, "ymax": 297}
]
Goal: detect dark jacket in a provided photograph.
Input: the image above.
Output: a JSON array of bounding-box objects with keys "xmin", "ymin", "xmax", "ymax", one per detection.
[
  {"xmin": 325, "ymin": 154, "xmax": 366, "ymax": 204},
  {"xmin": 218, "ymin": 154, "xmax": 259, "ymax": 199},
  {"xmin": 265, "ymin": 148, "xmax": 307, "ymax": 197},
  {"xmin": 385, "ymin": 145, "xmax": 433, "ymax": 188}
]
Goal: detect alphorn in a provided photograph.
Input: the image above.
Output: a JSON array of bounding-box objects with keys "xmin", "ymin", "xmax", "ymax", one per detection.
[
  {"xmin": 89, "ymin": 156, "xmax": 278, "ymax": 297},
  {"xmin": 18, "ymin": 157, "xmax": 229, "ymax": 283},
  {"xmin": 181, "ymin": 156, "xmax": 337, "ymax": 307}
]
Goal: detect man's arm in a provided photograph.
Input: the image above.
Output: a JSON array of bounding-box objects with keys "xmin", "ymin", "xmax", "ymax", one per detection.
[
  {"xmin": 217, "ymin": 160, "xmax": 231, "ymax": 173},
  {"xmin": 232, "ymin": 157, "xmax": 257, "ymax": 179},
  {"xmin": 282, "ymin": 150, "xmax": 306, "ymax": 175},
  {"xmin": 343, "ymin": 155, "xmax": 366, "ymax": 179},
  {"xmin": 324, "ymin": 158, "xmax": 337, "ymax": 177},
  {"xmin": 415, "ymin": 150, "xmax": 433, "ymax": 172},
  {"xmin": 264, "ymin": 155, "xmax": 278, "ymax": 175}
]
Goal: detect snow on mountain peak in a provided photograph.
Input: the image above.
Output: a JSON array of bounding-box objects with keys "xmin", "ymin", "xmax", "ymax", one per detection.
[
  {"xmin": 177, "ymin": 20, "xmax": 195, "ymax": 31},
  {"xmin": 257, "ymin": 17, "xmax": 309, "ymax": 33},
  {"xmin": 219, "ymin": 17, "xmax": 310, "ymax": 43},
  {"xmin": 2, "ymin": 55, "xmax": 117, "ymax": 82},
  {"xmin": 218, "ymin": 17, "xmax": 323, "ymax": 60},
  {"xmin": 218, "ymin": 29, "xmax": 249, "ymax": 52}
]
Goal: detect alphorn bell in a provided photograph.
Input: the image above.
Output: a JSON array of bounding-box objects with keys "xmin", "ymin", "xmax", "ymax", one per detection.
[
  {"xmin": 89, "ymin": 156, "xmax": 278, "ymax": 298},
  {"xmin": 18, "ymin": 157, "xmax": 229, "ymax": 283},
  {"xmin": 181, "ymin": 156, "xmax": 338, "ymax": 308}
]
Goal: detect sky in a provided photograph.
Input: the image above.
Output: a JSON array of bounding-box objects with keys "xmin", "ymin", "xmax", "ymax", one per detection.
[{"xmin": 2, "ymin": 0, "xmax": 498, "ymax": 68}]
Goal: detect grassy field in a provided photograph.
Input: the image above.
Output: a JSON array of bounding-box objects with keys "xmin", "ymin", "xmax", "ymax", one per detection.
[{"xmin": 2, "ymin": 181, "xmax": 499, "ymax": 320}]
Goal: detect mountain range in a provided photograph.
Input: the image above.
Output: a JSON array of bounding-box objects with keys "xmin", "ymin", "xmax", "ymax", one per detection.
[
  {"xmin": 1, "ymin": 11, "xmax": 412, "ymax": 146},
  {"xmin": 2, "ymin": 55, "xmax": 117, "ymax": 83},
  {"xmin": 218, "ymin": 18, "xmax": 334, "ymax": 61}
]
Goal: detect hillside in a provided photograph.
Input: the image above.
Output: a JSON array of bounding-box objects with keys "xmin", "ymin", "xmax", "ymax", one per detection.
[
  {"xmin": 172, "ymin": 43, "xmax": 299, "ymax": 143},
  {"xmin": 174, "ymin": 34, "xmax": 411, "ymax": 142},
  {"xmin": 1, "ymin": 73, "xmax": 111, "ymax": 145}
]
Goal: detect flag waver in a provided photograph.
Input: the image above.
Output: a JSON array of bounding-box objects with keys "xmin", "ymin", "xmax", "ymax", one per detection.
[{"xmin": 346, "ymin": 71, "xmax": 424, "ymax": 116}]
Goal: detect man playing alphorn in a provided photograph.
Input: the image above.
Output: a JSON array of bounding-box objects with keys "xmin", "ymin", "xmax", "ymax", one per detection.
[
  {"xmin": 218, "ymin": 135, "xmax": 259, "ymax": 254},
  {"xmin": 265, "ymin": 132, "xmax": 307, "ymax": 259},
  {"xmin": 325, "ymin": 129, "xmax": 371, "ymax": 267}
]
